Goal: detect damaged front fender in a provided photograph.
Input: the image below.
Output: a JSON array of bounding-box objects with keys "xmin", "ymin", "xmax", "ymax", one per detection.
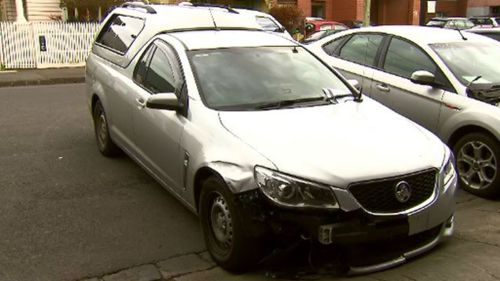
[{"xmin": 205, "ymin": 161, "xmax": 257, "ymax": 193}]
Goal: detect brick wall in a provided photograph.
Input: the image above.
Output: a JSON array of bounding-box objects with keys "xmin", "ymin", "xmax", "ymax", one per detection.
[
  {"xmin": 432, "ymin": 0, "xmax": 468, "ymax": 17},
  {"xmin": 468, "ymin": 0, "xmax": 500, "ymax": 7},
  {"xmin": 372, "ymin": 0, "xmax": 419, "ymax": 25},
  {"xmin": 297, "ymin": 0, "xmax": 311, "ymax": 17},
  {"xmin": 331, "ymin": 0, "xmax": 364, "ymax": 22}
]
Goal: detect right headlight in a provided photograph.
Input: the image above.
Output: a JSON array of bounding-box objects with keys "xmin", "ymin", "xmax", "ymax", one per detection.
[
  {"xmin": 440, "ymin": 152, "xmax": 456, "ymax": 192},
  {"xmin": 254, "ymin": 166, "xmax": 339, "ymax": 209}
]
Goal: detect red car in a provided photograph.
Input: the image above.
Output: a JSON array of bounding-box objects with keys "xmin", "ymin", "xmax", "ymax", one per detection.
[{"xmin": 305, "ymin": 19, "xmax": 348, "ymax": 36}]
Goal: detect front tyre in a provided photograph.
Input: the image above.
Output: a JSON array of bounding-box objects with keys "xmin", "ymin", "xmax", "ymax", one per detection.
[
  {"xmin": 92, "ymin": 100, "xmax": 120, "ymax": 157},
  {"xmin": 454, "ymin": 132, "xmax": 500, "ymax": 198},
  {"xmin": 199, "ymin": 176, "xmax": 262, "ymax": 272}
]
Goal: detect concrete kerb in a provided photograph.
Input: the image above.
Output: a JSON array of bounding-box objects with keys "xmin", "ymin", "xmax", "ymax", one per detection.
[
  {"xmin": 0, "ymin": 67, "xmax": 85, "ymax": 87},
  {"xmin": 0, "ymin": 77, "xmax": 85, "ymax": 87},
  {"xmin": 78, "ymin": 251, "xmax": 218, "ymax": 281}
]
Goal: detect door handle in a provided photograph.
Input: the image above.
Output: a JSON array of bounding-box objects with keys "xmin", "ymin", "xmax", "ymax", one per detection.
[
  {"xmin": 136, "ymin": 98, "xmax": 146, "ymax": 109},
  {"xmin": 376, "ymin": 83, "xmax": 391, "ymax": 92}
]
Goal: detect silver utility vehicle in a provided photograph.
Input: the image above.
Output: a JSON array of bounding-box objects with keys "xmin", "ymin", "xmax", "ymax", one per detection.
[
  {"xmin": 86, "ymin": 3, "xmax": 456, "ymax": 274},
  {"xmin": 308, "ymin": 26, "xmax": 500, "ymax": 198}
]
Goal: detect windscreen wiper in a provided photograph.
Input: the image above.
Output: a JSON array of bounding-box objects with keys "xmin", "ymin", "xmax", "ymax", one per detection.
[
  {"xmin": 255, "ymin": 96, "xmax": 327, "ymax": 110},
  {"xmin": 322, "ymin": 88, "xmax": 357, "ymax": 103}
]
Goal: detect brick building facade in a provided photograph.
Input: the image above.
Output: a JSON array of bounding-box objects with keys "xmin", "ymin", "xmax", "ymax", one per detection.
[{"xmin": 290, "ymin": 0, "xmax": 499, "ymax": 25}]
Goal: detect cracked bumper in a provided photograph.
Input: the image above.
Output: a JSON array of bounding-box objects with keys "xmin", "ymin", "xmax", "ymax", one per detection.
[{"xmin": 237, "ymin": 173, "xmax": 457, "ymax": 273}]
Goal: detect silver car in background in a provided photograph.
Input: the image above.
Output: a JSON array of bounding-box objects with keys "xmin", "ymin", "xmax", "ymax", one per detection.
[
  {"xmin": 307, "ymin": 26, "xmax": 500, "ymax": 197},
  {"xmin": 86, "ymin": 4, "xmax": 456, "ymax": 274}
]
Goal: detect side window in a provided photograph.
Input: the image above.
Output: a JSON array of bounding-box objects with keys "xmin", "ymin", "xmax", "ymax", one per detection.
[
  {"xmin": 464, "ymin": 20, "xmax": 475, "ymax": 28},
  {"xmin": 322, "ymin": 36, "xmax": 347, "ymax": 56},
  {"xmin": 338, "ymin": 34, "xmax": 383, "ymax": 67},
  {"xmin": 384, "ymin": 37, "xmax": 436, "ymax": 79},
  {"xmin": 133, "ymin": 44, "xmax": 156, "ymax": 85},
  {"xmin": 383, "ymin": 37, "xmax": 454, "ymax": 91},
  {"xmin": 96, "ymin": 15, "xmax": 144, "ymax": 54},
  {"xmin": 144, "ymin": 47, "xmax": 176, "ymax": 94}
]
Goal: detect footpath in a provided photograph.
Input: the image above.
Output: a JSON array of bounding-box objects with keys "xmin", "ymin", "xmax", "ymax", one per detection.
[{"xmin": 0, "ymin": 67, "xmax": 85, "ymax": 87}]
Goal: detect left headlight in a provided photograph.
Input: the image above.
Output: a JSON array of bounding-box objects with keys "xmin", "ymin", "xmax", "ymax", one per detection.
[
  {"xmin": 440, "ymin": 153, "xmax": 456, "ymax": 191},
  {"xmin": 254, "ymin": 166, "xmax": 339, "ymax": 209}
]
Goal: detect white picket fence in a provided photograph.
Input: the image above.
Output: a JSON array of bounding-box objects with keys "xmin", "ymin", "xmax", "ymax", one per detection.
[{"xmin": 0, "ymin": 22, "xmax": 101, "ymax": 69}]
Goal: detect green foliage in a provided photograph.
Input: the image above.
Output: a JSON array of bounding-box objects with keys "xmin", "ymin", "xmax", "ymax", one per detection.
[{"xmin": 269, "ymin": 5, "xmax": 305, "ymax": 34}]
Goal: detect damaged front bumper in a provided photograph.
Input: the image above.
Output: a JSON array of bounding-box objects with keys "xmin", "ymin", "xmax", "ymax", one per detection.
[{"xmin": 236, "ymin": 174, "xmax": 457, "ymax": 274}]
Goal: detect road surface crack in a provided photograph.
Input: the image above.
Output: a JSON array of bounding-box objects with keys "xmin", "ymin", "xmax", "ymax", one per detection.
[{"xmin": 453, "ymin": 237, "xmax": 500, "ymax": 248}]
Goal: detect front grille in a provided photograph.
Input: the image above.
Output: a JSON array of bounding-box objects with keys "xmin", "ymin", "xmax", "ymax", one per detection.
[{"xmin": 348, "ymin": 169, "xmax": 437, "ymax": 214}]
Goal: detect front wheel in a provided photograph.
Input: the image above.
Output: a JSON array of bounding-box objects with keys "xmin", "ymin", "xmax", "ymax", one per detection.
[
  {"xmin": 454, "ymin": 132, "xmax": 500, "ymax": 198},
  {"xmin": 92, "ymin": 100, "xmax": 120, "ymax": 157},
  {"xmin": 199, "ymin": 176, "xmax": 262, "ymax": 272}
]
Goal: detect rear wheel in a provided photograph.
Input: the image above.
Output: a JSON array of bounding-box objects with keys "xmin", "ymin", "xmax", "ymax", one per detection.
[
  {"xmin": 93, "ymin": 100, "xmax": 120, "ymax": 157},
  {"xmin": 454, "ymin": 132, "xmax": 500, "ymax": 198},
  {"xmin": 199, "ymin": 176, "xmax": 262, "ymax": 272}
]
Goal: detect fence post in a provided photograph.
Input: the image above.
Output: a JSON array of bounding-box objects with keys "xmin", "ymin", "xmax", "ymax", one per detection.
[{"xmin": 0, "ymin": 23, "xmax": 4, "ymax": 68}]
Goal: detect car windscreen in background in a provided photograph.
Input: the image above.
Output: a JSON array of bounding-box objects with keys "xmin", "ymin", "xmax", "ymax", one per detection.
[
  {"xmin": 255, "ymin": 16, "xmax": 280, "ymax": 32},
  {"xmin": 427, "ymin": 20, "xmax": 446, "ymax": 27},
  {"xmin": 431, "ymin": 41, "xmax": 500, "ymax": 86}
]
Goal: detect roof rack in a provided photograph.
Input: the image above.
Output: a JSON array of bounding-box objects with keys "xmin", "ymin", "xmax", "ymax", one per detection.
[
  {"xmin": 190, "ymin": 3, "xmax": 239, "ymax": 14},
  {"xmin": 121, "ymin": 2, "xmax": 157, "ymax": 14}
]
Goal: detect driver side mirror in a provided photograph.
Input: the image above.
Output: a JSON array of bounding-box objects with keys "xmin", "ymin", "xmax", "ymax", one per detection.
[
  {"xmin": 146, "ymin": 93, "xmax": 182, "ymax": 111},
  {"xmin": 410, "ymin": 70, "xmax": 437, "ymax": 87}
]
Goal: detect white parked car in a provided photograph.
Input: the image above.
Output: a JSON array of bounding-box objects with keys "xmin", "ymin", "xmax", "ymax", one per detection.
[
  {"xmin": 307, "ymin": 25, "xmax": 500, "ymax": 197},
  {"xmin": 87, "ymin": 5, "xmax": 456, "ymax": 273}
]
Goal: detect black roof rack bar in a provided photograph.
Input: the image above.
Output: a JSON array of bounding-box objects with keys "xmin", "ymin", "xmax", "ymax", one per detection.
[
  {"xmin": 191, "ymin": 3, "xmax": 239, "ymax": 14},
  {"xmin": 121, "ymin": 2, "xmax": 157, "ymax": 14}
]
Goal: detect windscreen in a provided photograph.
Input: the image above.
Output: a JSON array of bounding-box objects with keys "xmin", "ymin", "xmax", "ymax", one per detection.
[
  {"xmin": 427, "ymin": 20, "xmax": 446, "ymax": 27},
  {"xmin": 189, "ymin": 46, "xmax": 351, "ymax": 110},
  {"xmin": 255, "ymin": 16, "xmax": 280, "ymax": 32},
  {"xmin": 430, "ymin": 41, "xmax": 500, "ymax": 86}
]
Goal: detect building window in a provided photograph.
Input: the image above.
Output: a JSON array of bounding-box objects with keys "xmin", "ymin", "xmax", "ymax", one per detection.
[
  {"xmin": 311, "ymin": 1, "xmax": 325, "ymax": 18},
  {"xmin": 277, "ymin": 0, "xmax": 297, "ymax": 4},
  {"xmin": 492, "ymin": 6, "xmax": 500, "ymax": 16}
]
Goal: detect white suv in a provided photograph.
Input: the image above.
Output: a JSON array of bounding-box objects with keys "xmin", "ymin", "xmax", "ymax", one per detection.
[{"xmin": 86, "ymin": 3, "xmax": 456, "ymax": 274}]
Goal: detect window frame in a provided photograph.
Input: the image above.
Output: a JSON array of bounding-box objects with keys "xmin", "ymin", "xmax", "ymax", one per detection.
[
  {"xmin": 335, "ymin": 33, "xmax": 387, "ymax": 68},
  {"xmin": 321, "ymin": 34, "xmax": 351, "ymax": 56},
  {"xmin": 143, "ymin": 45, "xmax": 177, "ymax": 94},
  {"xmin": 132, "ymin": 39, "xmax": 184, "ymax": 95},
  {"xmin": 95, "ymin": 14, "xmax": 145, "ymax": 56},
  {"xmin": 133, "ymin": 43, "xmax": 156, "ymax": 87},
  {"xmin": 379, "ymin": 35, "xmax": 456, "ymax": 93},
  {"xmin": 132, "ymin": 39, "xmax": 189, "ymax": 116}
]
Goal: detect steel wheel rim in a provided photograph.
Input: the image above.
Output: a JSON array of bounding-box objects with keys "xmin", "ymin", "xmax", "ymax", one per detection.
[
  {"xmin": 209, "ymin": 193, "xmax": 233, "ymax": 250},
  {"xmin": 97, "ymin": 112, "xmax": 108, "ymax": 148},
  {"xmin": 457, "ymin": 140, "xmax": 497, "ymax": 190}
]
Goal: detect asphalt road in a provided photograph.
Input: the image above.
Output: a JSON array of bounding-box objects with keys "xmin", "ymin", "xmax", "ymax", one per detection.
[
  {"xmin": 1, "ymin": 83, "xmax": 500, "ymax": 281},
  {"xmin": 0, "ymin": 84, "xmax": 204, "ymax": 281}
]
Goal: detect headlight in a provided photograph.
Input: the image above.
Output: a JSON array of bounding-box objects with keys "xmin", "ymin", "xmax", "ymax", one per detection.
[
  {"xmin": 440, "ymin": 153, "xmax": 456, "ymax": 191},
  {"xmin": 254, "ymin": 166, "xmax": 338, "ymax": 209}
]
